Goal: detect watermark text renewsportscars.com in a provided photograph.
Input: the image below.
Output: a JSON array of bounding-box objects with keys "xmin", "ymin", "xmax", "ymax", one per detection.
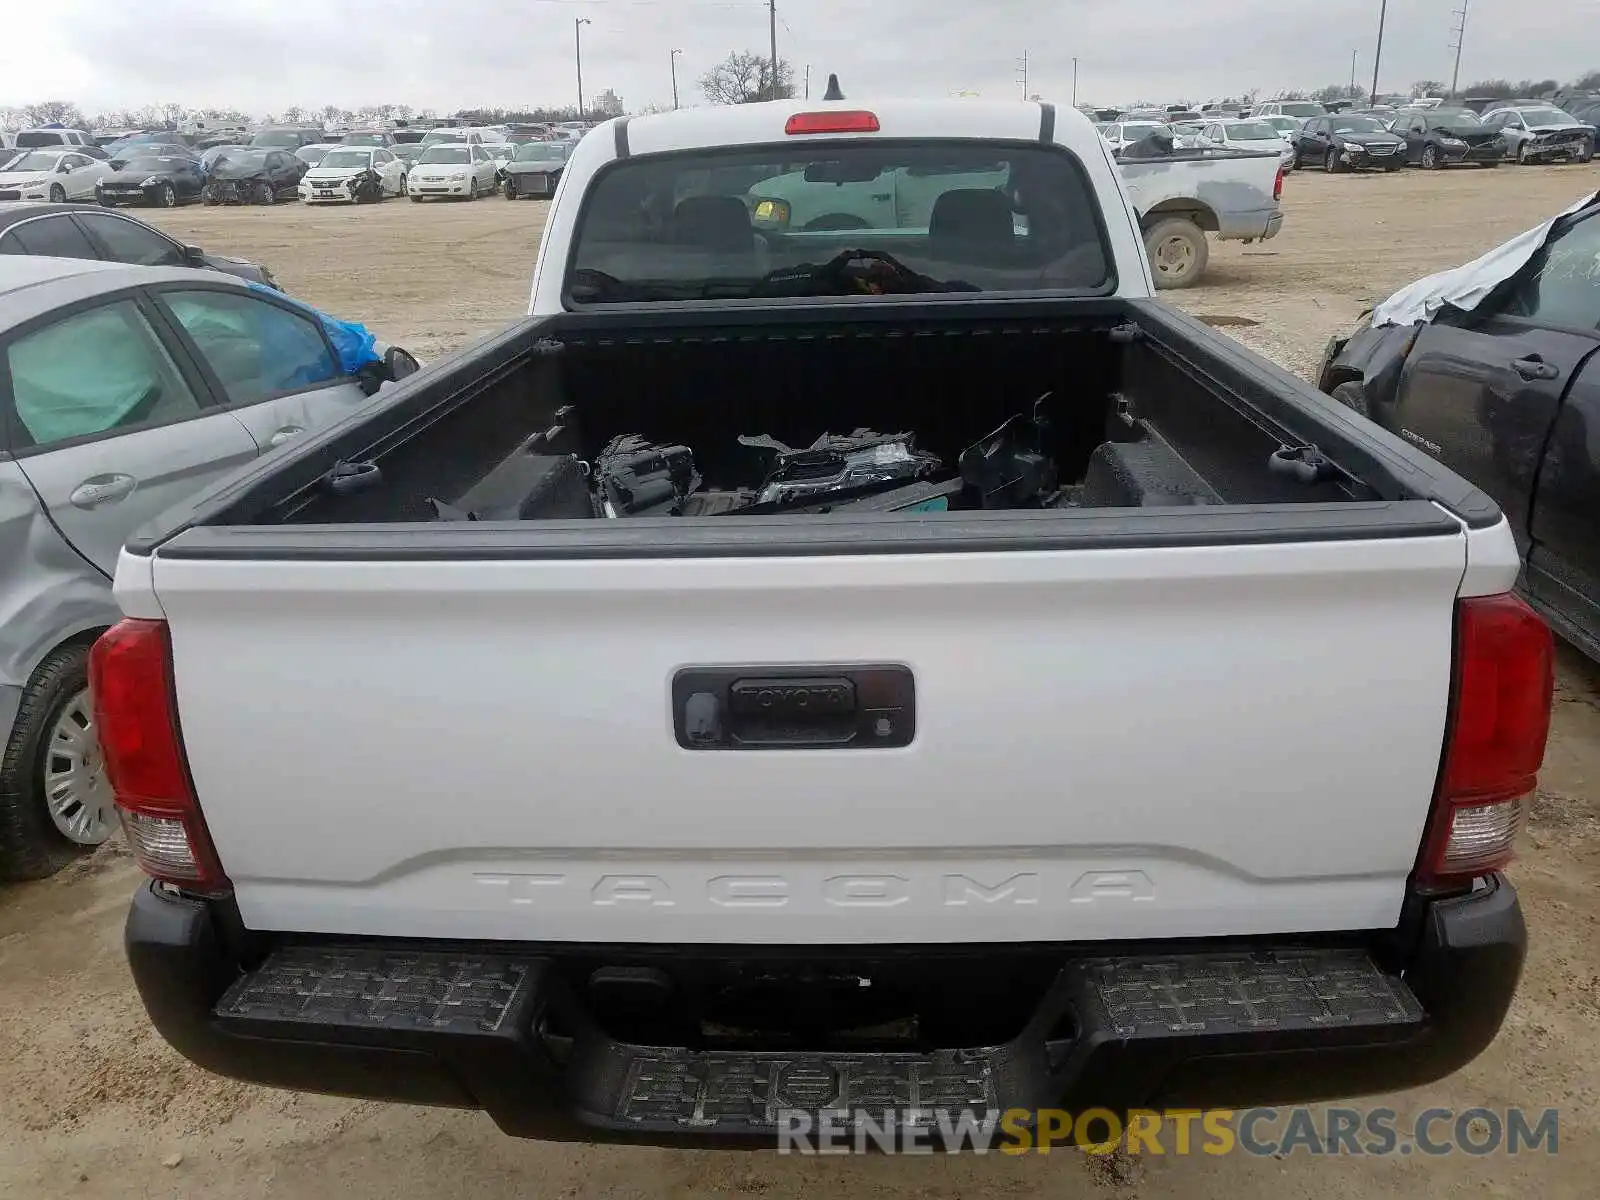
[{"xmin": 775, "ymin": 1106, "xmax": 1560, "ymax": 1155}]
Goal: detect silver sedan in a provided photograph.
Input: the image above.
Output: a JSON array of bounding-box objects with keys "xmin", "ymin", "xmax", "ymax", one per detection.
[{"xmin": 0, "ymin": 256, "xmax": 417, "ymax": 879}]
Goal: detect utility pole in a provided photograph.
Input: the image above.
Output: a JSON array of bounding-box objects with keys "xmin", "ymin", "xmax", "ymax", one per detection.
[
  {"xmin": 1350, "ymin": 48, "xmax": 1358, "ymax": 95},
  {"xmin": 1017, "ymin": 51, "xmax": 1029, "ymax": 101},
  {"xmin": 805, "ymin": 64, "xmax": 811, "ymax": 100},
  {"xmin": 1370, "ymin": 0, "xmax": 1387, "ymax": 104},
  {"xmin": 769, "ymin": 0, "xmax": 779, "ymax": 101},
  {"xmin": 670, "ymin": 48, "xmax": 682, "ymax": 110},
  {"xmin": 1072, "ymin": 57, "xmax": 1079, "ymax": 106},
  {"xmin": 575, "ymin": 17, "xmax": 591, "ymax": 119},
  {"xmin": 1449, "ymin": 0, "xmax": 1469, "ymax": 100}
]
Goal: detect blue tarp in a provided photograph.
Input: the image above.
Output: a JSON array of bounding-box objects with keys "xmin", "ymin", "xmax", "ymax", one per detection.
[{"xmin": 246, "ymin": 281, "xmax": 382, "ymax": 375}]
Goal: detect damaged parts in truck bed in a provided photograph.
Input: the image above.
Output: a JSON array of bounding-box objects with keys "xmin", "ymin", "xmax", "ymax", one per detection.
[{"xmin": 424, "ymin": 396, "xmax": 1216, "ymax": 524}]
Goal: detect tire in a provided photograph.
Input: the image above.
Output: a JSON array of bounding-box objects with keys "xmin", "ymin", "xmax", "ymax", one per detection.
[
  {"xmin": 1579, "ymin": 138, "xmax": 1595, "ymax": 165},
  {"xmin": 98, "ymin": 196, "xmax": 116, "ymax": 207},
  {"xmin": 48, "ymin": 184, "xmax": 65, "ymax": 203},
  {"xmin": 1324, "ymin": 147, "xmax": 1342, "ymax": 173},
  {"xmin": 410, "ymin": 193, "xmax": 424, "ymax": 202},
  {"xmin": 503, "ymin": 177, "xmax": 517, "ymax": 200},
  {"xmin": 159, "ymin": 183, "xmax": 177, "ymax": 208},
  {"xmin": 1143, "ymin": 218, "xmax": 1209, "ymax": 290},
  {"xmin": 466, "ymin": 176, "xmax": 479, "ymax": 201},
  {"xmin": 1385, "ymin": 163, "xmax": 1402, "ymax": 172},
  {"xmin": 1330, "ymin": 380, "xmax": 1375, "ymax": 421},
  {"xmin": 398, "ymin": 175, "xmax": 407, "ymax": 197},
  {"xmin": 254, "ymin": 181, "xmax": 275, "ymax": 205},
  {"xmin": 1292, "ymin": 146, "xmax": 1305, "ymax": 170},
  {"xmin": 1421, "ymin": 144, "xmax": 1441, "ymax": 170},
  {"xmin": 1516, "ymin": 142, "xmax": 1532, "ymax": 165},
  {"xmin": 1482, "ymin": 161, "xmax": 1500, "ymax": 168},
  {"xmin": 0, "ymin": 642, "xmax": 114, "ymax": 882}
]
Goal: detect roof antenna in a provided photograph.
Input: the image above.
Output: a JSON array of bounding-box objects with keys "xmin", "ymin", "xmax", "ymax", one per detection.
[{"xmin": 823, "ymin": 73, "xmax": 845, "ymax": 102}]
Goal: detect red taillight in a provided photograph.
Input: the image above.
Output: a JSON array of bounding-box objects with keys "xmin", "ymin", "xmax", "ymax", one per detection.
[
  {"xmin": 1416, "ymin": 593, "xmax": 1553, "ymax": 888},
  {"xmin": 89, "ymin": 619, "xmax": 229, "ymax": 893},
  {"xmin": 1273, "ymin": 167, "xmax": 1284, "ymax": 201},
  {"xmin": 785, "ymin": 110, "xmax": 881, "ymax": 135}
]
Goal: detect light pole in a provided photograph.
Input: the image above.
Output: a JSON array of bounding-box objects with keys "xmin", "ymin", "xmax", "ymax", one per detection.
[
  {"xmin": 671, "ymin": 48, "xmax": 682, "ymax": 110},
  {"xmin": 1370, "ymin": 0, "xmax": 1387, "ymax": 104},
  {"xmin": 1072, "ymin": 57, "xmax": 1079, "ymax": 106},
  {"xmin": 1350, "ymin": 48, "xmax": 1358, "ymax": 95},
  {"xmin": 575, "ymin": 17, "xmax": 591, "ymax": 119}
]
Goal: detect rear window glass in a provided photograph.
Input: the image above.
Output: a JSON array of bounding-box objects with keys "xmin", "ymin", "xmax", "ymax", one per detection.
[{"xmin": 567, "ymin": 141, "xmax": 1110, "ymax": 303}]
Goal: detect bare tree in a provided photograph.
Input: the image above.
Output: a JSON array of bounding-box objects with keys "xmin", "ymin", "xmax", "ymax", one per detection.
[
  {"xmin": 1412, "ymin": 80, "xmax": 1446, "ymax": 98},
  {"xmin": 1312, "ymin": 83, "xmax": 1367, "ymax": 102},
  {"xmin": 1463, "ymin": 79, "xmax": 1515, "ymax": 99},
  {"xmin": 1577, "ymin": 69, "xmax": 1600, "ymax": 91},
  {"xmin": 699, "ymin": 51, "xmax": 794, "ymax": 105},
  {"xmin": 22, "ymin": 101, "xmax": 87, "ymax": 128}
]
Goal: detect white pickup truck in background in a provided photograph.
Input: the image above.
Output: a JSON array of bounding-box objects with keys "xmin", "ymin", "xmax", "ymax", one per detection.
[
  {"xmin": 1118, "ymin": 145, "xmax": 1285, "ymax": 289},
  {"xmin": 105, "ymin": 96, "xmax": 1546, "ymax": 1148}
]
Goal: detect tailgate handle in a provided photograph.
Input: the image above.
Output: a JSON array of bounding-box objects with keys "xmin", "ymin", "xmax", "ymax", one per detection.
[{"xmin": 673, "ymin": 665, "xmax": 915, "ymax": 751}]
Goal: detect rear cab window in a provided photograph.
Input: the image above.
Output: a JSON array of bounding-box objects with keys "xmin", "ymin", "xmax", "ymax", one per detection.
[{"xmin": 567, "ymin": 140, "xmax": 1112, "ymax": 304}]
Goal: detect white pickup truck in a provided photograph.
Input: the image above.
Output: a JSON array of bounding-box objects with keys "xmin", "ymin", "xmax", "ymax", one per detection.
[{"xmin": 106, "ymin": 98, "xmax": 1547, "ymax": 1147}]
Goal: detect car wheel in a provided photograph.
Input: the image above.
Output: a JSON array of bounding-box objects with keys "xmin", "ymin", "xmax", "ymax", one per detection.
[
  {"xmin": 1292, "ymin": 147, "xmax": 1305, "ymax": 170},
  {"xmin": 0, "ymin": 642, "xmax": 115, "ymax": 882},
  {"xmin": 1324, "ymin": 147, "xmax": 1341, "ymax": 173},
  {"xmin": 1143, "ymin": 218, "xmax": 1209, "ymax": 290},
  {"xmin": 1421, "ymin": 144, "xmax": 1441, "ymax": 170},
  {"xmin": 160, "ymin": 183, "xmax": 177, "ymax": 207},
  {"xmin": 1330, "ymin": 380, "xmax": 1375, "ymax": 422},
  {"xmin": 1516, "ymin": 142, "xmax": 1532, "ymax": 165},
  {"xmin": 254, "ymin": 181, "xmax": 275, "ymax": 205},
  {"xmin": 48, "ymin": 184, "xmax": 65, "ymax": 203},
  {"xmin": 1580, "ymin": 138, "xmax": 1595, "ymax": 164},
  {"xmin": 503, "ymin": 176, "xmax": 517, "ymax": 200}
]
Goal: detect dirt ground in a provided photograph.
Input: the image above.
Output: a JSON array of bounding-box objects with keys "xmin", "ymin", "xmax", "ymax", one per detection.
[{"xmin": 2, "ymin": 167, "xmax": 1598, "ymax": 1198}]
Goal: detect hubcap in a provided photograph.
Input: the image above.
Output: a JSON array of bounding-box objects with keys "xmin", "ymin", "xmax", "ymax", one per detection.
[
  {"xmin": 1154, "ymin": 236, "xmax": 1194, "ymax": 277},
  {"xmin": 43, "ymin": 690, "xmax": 115, "ymax": 846}
]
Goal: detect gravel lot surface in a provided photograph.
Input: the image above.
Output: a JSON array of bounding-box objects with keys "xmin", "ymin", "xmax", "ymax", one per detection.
[{"xmin": 2, "ymin": 165, "xmax": 1597, "ymax": 1199}]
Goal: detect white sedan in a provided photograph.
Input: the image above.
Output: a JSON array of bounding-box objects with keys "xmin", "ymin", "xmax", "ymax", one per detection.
[
  {"xmin": 407, "ymin": 143, "xmax": 499, "ymax": 201},
  {"xmin": 0, "ymin": 149, "xmax": 113, "ymax": 202},
  {"xmin": 299, "ymin": 147, "xmax": 408, "ymax": 203},
  {"xmin": 1199, "ymin": 119, "xmax": 1298, "ymax": 171}
]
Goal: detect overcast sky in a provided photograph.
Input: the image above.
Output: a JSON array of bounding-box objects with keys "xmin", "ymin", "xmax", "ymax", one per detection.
[{"xmin": 3, "ymin": 0, "xmax": 1596, "ymax": 117}]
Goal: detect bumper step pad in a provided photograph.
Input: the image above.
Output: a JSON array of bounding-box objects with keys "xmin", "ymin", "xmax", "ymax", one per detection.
[{"xmin": 217, "ymin": 946, "xmax": 537, "ymax": 1035}]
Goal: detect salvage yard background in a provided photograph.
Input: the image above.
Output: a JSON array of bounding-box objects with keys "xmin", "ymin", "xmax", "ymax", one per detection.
[{"xmin": 2, "ymin": 167, "xmax": 1598, "ymax": 1199}]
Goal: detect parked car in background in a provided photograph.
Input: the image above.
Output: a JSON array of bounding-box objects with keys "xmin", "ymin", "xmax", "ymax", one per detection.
[
  {"xmin": 1099, "ymin": 120, "xmax": 1170, "ymax": 156},
  {"xmin": 501, "ymin": 140, "xmax": 572, "ymax": 199},
  {"xmin": 0, "ymin": 150, "xmax": 115, "ymax": 202},
  {"xmin": 14, "ymin": 128, "xmax": 101, "ymax": 155},
  {"xmin": 340, "ymin": 130, "xmax": 396, "ymax": 148},
  {"xmin": 201, "ymin": 150, "xmax": 307, "ymax": 205},
  {"xmin": 392, "ymin": 144, "xmax": 424, "ymax": 169},
  {"xmin": 1257, "ymin": 114, "xmax": 1306, "ymax": 143},
  {"xmin": 1294, "ymin": 115, "xmax": 1406, "ymax": 171},
  {"xmin": 475, "ymin": 143, "xmax": 513, "ymax": 177},
  {"xmin": 0, "ymin": 202, "xmax": 279, "ymax": 286},
  {"xmin": 0, "ymin": 255, "xmax": 419, "ymax": 880},
  {"xmin": 1199, "ymin": 118, "xmax": 1296, "ymax": 170},
  {"xmin": 1394, "ymin": 108, "xmax": 1504, "ymax": 169},
  {"xmin": 104, "ymin": 131, "xmax": 189, "ymax": 157},
  {"xmin": 250, "ymin": 127, "xmax": 326, "ymax": 151},
  {"xmin": 295, "ymin": 143, "xmax": 340, "ymax": 168},
  {"xmin": 94, "ymin": 154, "xmax": 206, "ymax": 208},
  {"xmin": 392, "ymin": 128, "xmax": 427, "ymax": 146},
  {"xmin": 199, "ymin": 144, "xmax": 253, "ymax": 173},
  {"xmin": 1482, "ymin": 107, "xmax": 1596, "ymax": 164},
  {"xmin": 418, "ymin": 127, "xmax": 487, "ymax": 149},
  {"xmin": 1320, "ymin": 191, "xmax": 1600, "ymax": 659},
  {"xmin": 407, "ymin": 143, "xmax": 499, "ymax": 201},
  {"xmin": 299, "ymin": 147, "xmax": 408, "ymax": 203},
  {"xmin": 1252, "ymin": 100, "xmax": 1327, "ymax": 121}
]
